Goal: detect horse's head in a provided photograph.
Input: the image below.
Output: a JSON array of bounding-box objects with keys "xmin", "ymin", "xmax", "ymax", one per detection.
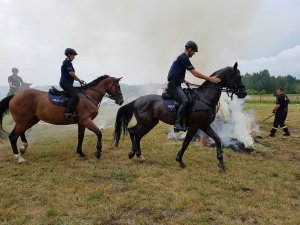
[
  {"xmin": 215, "ymin": 62, "xmax": 247, "ymax": 98},
  {"xmin": 14, "ymin": 82, "xmax": 32, "ymax": 94},
  {"xmin": 23, "ymin": 82, "xmax": 32, "ymax": 88},
  {"xmin": 106, "ymin": 77, "xmax": 124, "ymax": 105}
]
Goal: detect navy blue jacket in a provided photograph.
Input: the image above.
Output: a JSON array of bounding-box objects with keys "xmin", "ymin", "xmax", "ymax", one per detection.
[
  {"xmin": 167, "ymin": 53, "xmax": 194, "ymax": 83},
  {"xmin": 60, "ymin": 59, "xmax": 75, "ymax": 86}
]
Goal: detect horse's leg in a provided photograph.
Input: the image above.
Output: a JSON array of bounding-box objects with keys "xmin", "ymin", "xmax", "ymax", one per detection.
[
  {"xmin": 9, "ymin": 126, "xmax": 25, "ymax": 164},
  {"xmin": 76, "ymin": 125, "xmax": 86, "ymax": 157},
  {"xmin": 19, "ymin": 118, "xmax": 39, "ymax": 155},
  {"xmin": 81, "ymin": 119, "xmax": 102, "ymax": 159},
  {"xmin": 128, "ymin": 127, "xmax": 137, "ymax": 159},
  {"xmin": 135, "ymin": 120, "xmax": 159, "ymax": 159},
  {"xmin": 128, "ymin": 119, "xmax": 159, "ymax": 162},
  {"xmin": 201, "ymin": 126, "xmax": 225, "ymax": 171},
  {"xmin": 175, "ymin": 127, "xmax": 198, "ymax": 168},
  {"xmin": 19, "ymin": 133, "xmax": 28, "ymax": 155}
]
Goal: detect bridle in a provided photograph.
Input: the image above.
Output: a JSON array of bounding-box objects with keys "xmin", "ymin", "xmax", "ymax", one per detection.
[
  {"xmin": 188, "ymin": 68, "xmax": 244, "ymax": 111},
  {"xmin": 80, "ymin": 78, "xmax": 122, "ymax": 108},
  {"xmin": 223, "ymin": 69, "xmax": 245, "ymax": 100},
  {"xmin": 195, "ymin": 68, "xmax": 244, "ymax": 100}
]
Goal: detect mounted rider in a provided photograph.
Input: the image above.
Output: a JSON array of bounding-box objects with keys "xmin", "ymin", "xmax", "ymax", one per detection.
[
  {"xmin": 167, "ymin": 41, "xmax": 221, "ymax": 132},
  {"xmin": 7, "ymin": 67, "xmax": 24, "ymax": 96},
  {"xmin": 60, "ymin": 48, "xmax": 85, "ymax": 119}
]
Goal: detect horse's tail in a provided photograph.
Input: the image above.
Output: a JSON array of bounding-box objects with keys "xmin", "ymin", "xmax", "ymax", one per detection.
[
  {"xmin": 0, "ymin": 95, "xmax": 14, "ymax": 135},
  {"xmin": 113, "ymin": 100, "xmax": 136, "ymax": 147}
]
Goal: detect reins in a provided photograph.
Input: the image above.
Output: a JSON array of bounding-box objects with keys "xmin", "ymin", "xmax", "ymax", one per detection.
[
  {"xmin": 80, "ymin": 85, "xmax": 100, "ymax": 108},
  {"xmin": 79, "ymin": 79, "xmax": 119, "ymax": 108},
  {"xmin": 185, "ymin": 72, "xmax": 239, "ymax": 112}
]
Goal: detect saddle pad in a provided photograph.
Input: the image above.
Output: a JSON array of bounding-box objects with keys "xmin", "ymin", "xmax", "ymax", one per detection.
[
  {"xmin": 164, "ymin": 100, "xmax": 179, "ymax": 112},
  {"xmin": 48, "ymin": 94, "xmax": 68, "ymax": 107}
]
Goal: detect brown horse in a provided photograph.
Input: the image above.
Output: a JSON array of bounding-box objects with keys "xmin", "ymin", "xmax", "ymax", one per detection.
[
  {"xmin": 0, "ymin": 75, "xmax": 123, "ymax": 163},
  {"xmin": 114, "ymin": 63, "xmax": 247, "ymax": 170}
]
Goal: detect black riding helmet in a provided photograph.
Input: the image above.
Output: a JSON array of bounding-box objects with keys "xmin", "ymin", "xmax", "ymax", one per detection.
[
  {"xmin": 64, "ymin": 48, "xmax": 78, "ymax": 56},
  {"xmin": 185, "ymin": 41, "xmax": 198, "ymax": 52}
]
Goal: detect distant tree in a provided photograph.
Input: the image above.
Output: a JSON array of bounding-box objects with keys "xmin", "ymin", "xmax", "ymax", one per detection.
[{"xmin": 242, "ymin": 70, "xmax": 300, "ymax": 94}]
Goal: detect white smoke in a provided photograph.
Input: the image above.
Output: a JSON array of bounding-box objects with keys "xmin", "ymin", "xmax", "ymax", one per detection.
[
  {"xmin": 209, "ymin": 94, "xmax": 256, "ymax": 148},
  {"xmin": 0, "ymin": 0, "xmax": 261, "ymax": 85}
]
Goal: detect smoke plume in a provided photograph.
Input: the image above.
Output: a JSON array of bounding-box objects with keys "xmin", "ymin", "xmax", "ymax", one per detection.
[{"xmin": 0, "ymin": 0, "xmax": 261, "ymax": 85}]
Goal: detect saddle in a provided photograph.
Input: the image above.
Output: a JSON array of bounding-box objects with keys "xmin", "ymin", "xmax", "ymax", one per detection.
[
  {"xmin": 48, "ymin": 86, "xmax": 66, "ymax": 96},
  {"xmin": 162, "ymin": 88, "xmax": 192, "ymax": 112},
  {"xmin": 48, "ymin": 87, "xmax": 69, "ymax": 107},
  {"xmin": 162, "ymin": 88, "xmax": 215, "ymax": 112}
]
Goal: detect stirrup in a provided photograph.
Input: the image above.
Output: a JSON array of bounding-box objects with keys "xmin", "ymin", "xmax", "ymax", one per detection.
[
  {"xmin": 174, "ymin": 124, "xmax": 188, "ymax": 133},
  {"xmin": 64, "ymin": 112, "xmax": 77, "ymax": 119}
]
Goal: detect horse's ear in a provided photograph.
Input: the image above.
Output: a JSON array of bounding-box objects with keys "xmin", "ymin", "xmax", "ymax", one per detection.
[
  {"xmin": 233, "ymin": 62, "xmax": 238, "ymax": 71},
  {"xmin": 117, "ymin": 77, "xmax": 123, "ymax": 81}
]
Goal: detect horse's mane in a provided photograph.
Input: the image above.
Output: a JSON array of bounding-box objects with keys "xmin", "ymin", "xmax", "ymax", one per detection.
[
  {"xmin": 82, "ymin": 75, "xmax": 110, "ymax": 89},
  {"xmin": 200, "ymin": 67, "xmax": 231, "ymax": 87}
]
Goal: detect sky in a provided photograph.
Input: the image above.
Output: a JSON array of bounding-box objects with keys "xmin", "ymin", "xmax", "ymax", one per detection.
[{"xmin": 0, "ymin": 0, "xmax": 300, "ymax": 86}]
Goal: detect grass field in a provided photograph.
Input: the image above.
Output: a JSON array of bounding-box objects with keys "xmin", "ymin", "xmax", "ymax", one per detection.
[{"xmin": 0, "ymin": 102, "xmax": 299, "ymax": 225}]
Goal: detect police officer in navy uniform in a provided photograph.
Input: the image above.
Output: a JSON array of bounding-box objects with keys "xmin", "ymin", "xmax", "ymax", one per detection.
[
  {"xmin": 167, "ymin": 41, "xmax": 221, "ymax": 132},
  {"xmin": 60, "ymin": 48, "xmax": 85, "ymax": 119},
  {"xmin": 7, "ymin": 67, "xmax": 24, "ymax": 96},
  {"xmin": 269, "ymin": 88, "xmax": 290, "ymax": 137}
]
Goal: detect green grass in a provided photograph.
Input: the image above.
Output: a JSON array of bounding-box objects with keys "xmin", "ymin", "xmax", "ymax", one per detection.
[{"xmin": 0, "ymin": 103, "xmax": 299, "ymax": 224}]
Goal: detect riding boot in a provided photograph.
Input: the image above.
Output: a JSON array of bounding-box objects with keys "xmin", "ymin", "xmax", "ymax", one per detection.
[
  {"xmin": 269, "ymin": 128, "xmax": 276, "ymax": 137},
  {"xmin": 283, "ymin": 127, "xmax": 290, "ymax": 136},
  {"xmin": 174, "ymin": 105, "xmax": 187, "ymax": 132},
  {"xmin": 64, "ymin": 99, "xmax": 77, "ymax": 119}
]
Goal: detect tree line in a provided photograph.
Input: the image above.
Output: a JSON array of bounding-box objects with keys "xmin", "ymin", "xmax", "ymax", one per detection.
[{"xmin": 242, "ymin": 70, "xmax": 300, "ymax": 94}]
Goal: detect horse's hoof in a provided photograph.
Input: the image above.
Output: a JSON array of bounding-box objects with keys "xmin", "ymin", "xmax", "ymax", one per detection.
[
  {"xmin": 176, "ymin": 157, "xmax": 186, "ymax": 168},
  {"xmin": 137, "ymin": 155, "xmax": 145, "ymax": 162},
  {"xmin": 14, "ymin": 154, "xmax": 26, "ymax": 164},
  {"xmin": 17, "ymin": 157, "xmax": 26, "ymax": 164},
  {"xmin": 79, "ymin": 153, "xmax": 86, "ymax": 158},
  {"xmin": 179, "ymin": 161, "xmax": 186, "ymax": 168},
  {"xmin": 94, "ymin": 152, "xmax": 101, "ymax": 159},
  {"xmin": 19, "ymin": 143, "xmax": 28, "ymax": 154},
  {"xmin": 218, "ymin": 163, "xmax": 226, "ymax": 171},
  {"xmin": 77, "ymin": 151, "xmax": 86, "ymax": 158},
  {"xmin": 128, "ymin": 151, "xmax": 135, "ymax": 159}
]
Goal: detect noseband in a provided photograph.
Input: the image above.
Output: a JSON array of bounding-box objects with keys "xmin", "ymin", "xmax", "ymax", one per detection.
[{"xmin": 104, "ymin": 80, "xmax": 123, "ymax": 101}]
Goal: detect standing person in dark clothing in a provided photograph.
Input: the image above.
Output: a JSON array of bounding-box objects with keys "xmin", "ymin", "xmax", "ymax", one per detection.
[
  {"xmin": 60, "ymin": 48, "xmax": 85, "ymax": 119},
  {"xmin": 7, "ymin": 67, "xmax": 24, "ymax": 96},
  {"xmin": 269, "ymin": 88, "xmax": 290, "ymax": 137},
  {"xmin": 167, "ymin": 40, "xmax": 221, "ymax": 132}
]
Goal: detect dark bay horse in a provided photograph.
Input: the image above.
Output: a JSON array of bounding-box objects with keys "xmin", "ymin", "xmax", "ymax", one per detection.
[
  {"xmin": 0, "ymin": 75, "xmax": 123, "ymax": 163},
  {"xmin": 114, "ymin": 63, "xmax": 247, "ymax": 170}
]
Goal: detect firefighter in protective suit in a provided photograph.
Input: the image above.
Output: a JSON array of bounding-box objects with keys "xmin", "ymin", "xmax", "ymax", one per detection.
[{"xmin": 269, "ymin": 88, "xmax": 290, "ymax": 137}]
